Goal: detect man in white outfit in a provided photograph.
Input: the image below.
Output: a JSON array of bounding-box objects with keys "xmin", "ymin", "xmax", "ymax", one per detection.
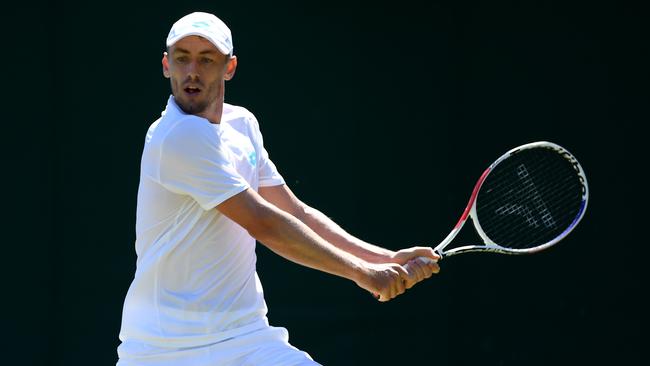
[{"xmin": 116, "ymin": 12, "xmax": 440, "ymax": 366}]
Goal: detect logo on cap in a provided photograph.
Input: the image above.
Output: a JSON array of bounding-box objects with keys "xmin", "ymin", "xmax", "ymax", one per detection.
[{"xmin": 192, "ymin": 21, "xmax": 211, "ymax": 29}]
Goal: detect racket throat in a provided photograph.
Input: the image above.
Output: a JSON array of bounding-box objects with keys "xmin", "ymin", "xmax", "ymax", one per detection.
[
  {"xmin": 453, "ymin": 167, "xmax": 491, "ymax": 230},
  {"xmin": 434, "ymin": 226, "xmax": 463, "ymax": 258}
]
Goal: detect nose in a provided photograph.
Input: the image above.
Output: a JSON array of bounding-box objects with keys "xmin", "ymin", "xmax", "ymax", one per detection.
[{"xmin": 187, "ymin": 61, "xmax": 200, "ymax": 80}]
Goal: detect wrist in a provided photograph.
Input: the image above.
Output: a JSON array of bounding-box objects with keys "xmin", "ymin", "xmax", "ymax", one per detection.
[
  {"xmin": 386, "ymin": 249, "xmax": 411, "ymax": 265},
  {"xmin": 349, "ymin": 258, "xmax": 370, "ymax": 285},
  {"xmin": 360, "ymin": 244, "xmax": 395, "ymax": 264}
]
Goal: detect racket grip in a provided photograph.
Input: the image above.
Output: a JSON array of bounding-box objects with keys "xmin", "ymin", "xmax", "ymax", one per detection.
[{"xmin": 403, "ymin": 256, "xmax": 436, "ymax": 271}]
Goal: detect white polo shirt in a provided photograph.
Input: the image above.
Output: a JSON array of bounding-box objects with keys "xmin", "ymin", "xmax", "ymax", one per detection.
[{"xmin": 118, "ymin": 96, "xmax": 285, "ymax": 349}]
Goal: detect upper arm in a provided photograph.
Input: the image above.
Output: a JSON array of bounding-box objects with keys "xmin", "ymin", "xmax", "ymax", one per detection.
[
  {"xmin": 160, "ymin": 118, "xmax": 249, "ymax": 210},
  {"xmin": 258, "ymin": 184, "xmax": 306, "ymax": 219},
  {"xmin": 217, "ymin": 188, "xmax": 280, "ymax": 239}
]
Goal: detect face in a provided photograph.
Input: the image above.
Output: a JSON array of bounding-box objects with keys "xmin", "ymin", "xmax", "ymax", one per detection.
[{"xmin": 162, "ymin": 35, "xmax": 237, "ymax": 121}]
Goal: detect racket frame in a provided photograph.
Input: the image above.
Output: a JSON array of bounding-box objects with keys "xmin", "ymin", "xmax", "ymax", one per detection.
[{"xmin": 433, "ymin": 141, "xmax": 589, "ymax": 259}]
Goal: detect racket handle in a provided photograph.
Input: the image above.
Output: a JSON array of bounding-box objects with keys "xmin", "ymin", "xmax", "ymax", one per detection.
[{"xmin": 403, "ymin": 256, "xmax": 436, "ymax": 271}]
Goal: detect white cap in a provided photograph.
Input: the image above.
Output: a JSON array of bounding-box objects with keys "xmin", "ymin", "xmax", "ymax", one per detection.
[{"xmin": 166, "ymin": 12, "xmax": 233, "ymax": 56}]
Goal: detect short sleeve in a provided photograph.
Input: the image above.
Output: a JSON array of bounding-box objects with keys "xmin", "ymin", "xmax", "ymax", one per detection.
[
  {"xmin": 248, "ymin": 114, "xmax": 285, "ymax": 187},
  {"xmin": 159, "ymin": 118, "xmax": 249, "ymax": 210}
]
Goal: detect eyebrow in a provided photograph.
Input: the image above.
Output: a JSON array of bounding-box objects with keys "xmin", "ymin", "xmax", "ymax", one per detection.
[{"xmin": 172, "ymin": 47, "xmax": 219, "ymax": 55}]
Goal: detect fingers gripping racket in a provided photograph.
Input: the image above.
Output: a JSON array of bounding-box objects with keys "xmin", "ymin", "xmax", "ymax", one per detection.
[{"xmin": 410, "ymin": 141, "xmax": 588, "ymax": 266}]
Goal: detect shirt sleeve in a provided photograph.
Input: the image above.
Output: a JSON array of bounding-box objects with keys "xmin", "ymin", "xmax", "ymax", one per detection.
[
  {"xmin": 248, "ymin": 114, "xmax": 286, "ymax": 187},
  {"xmin": 159, "ymin": 118, "xmax": 249, "ymax": 211}
]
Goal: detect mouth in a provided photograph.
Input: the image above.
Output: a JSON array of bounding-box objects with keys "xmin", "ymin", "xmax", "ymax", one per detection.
[{"xmin": 183, "ymin": 86, "xmax": 202, "ymax": 95}]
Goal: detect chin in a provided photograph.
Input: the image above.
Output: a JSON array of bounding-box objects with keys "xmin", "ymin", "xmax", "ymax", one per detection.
[{"xmin": 176, "ymin": 98, "xmax": 207, "ymax": 116}]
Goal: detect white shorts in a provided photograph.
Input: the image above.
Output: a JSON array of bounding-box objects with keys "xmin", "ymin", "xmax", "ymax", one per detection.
[{"xmin": 117, "ymin": 326, "xmax": 320, "ymax": 366}]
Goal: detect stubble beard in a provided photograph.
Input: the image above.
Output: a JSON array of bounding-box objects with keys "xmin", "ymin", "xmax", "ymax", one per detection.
[
  {"xmin": 171, "ymin": 80, "xmax": 216, "ymax": 116},
  {"xmin": 175, "ymin": 96, "xmax": 209, "ymax": 115}
]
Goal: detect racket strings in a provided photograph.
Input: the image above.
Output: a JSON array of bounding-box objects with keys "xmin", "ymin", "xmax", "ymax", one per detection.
[
  {"xmin": 486, "ymin": 174, "xmax": 578, "ymax": 223},
  {"xmin": 482, "ymin": 179, "xmax": 582, "ymax": 247},
  {"xmin": 481, "ymin": 159, "xmax": 582, "ymax": 247},
  {"xmin": 484, "ymin": 171, "xmax": 580, "ymax": 240},
  {"xmin": 482, "ymin": 161, "xmax": 580, "ymax": 222},
  {"xmin": 475, "ymin": 148, "xmax": 585, "ymax": 249}
]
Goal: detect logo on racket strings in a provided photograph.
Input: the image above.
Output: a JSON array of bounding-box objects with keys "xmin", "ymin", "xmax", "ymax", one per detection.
[{"xmin": 495, "ymin": 164, "xmax": 557, "ymax": 229}]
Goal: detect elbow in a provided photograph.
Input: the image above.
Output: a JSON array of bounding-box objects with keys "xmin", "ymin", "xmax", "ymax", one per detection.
[
  {"xmin": 246, "ymin": 222, "xmax": 272, "ymax": 244},
  {"xmin": 243, "ymin": 205, "xmax": 279, "ymax": 244}
]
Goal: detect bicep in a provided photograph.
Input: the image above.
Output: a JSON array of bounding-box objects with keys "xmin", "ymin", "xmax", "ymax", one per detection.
[
  {"xmin": 217, "ymin": 188, "xmax": 277, "ymax": 236},
  {"xmin": 217, "ymin": 187, "xmax": 309, "ymax": 250}
]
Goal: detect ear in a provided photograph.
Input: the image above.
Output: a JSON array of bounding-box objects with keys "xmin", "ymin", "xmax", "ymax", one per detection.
[
  {"xmin": 224, "ymin": 56, "xmax": 238, "ymax": 81},
  {"xmin": 162, "ymin": 52, "xmax": 170, "ymax": 79}
]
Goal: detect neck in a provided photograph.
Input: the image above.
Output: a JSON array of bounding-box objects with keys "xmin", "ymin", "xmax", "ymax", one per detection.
[
  {"xmin": 197, "ymin": 103, "xmax": 223, "ymax": 124},
  {"xmin": 201, "ymin": 81, "xmax": 226, "ymax": 124}
]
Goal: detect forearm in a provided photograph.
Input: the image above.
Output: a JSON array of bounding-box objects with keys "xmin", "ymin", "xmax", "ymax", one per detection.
[
  {"xmin": 257, "ymin": 185, "xmax": 396, "ymax": 264},
  {"xmin": 219, "ymin": 188, "xmax": 414, "ymax": 301},
  {"xmin": 251, "ymin": 202, "xmax": 366, "ymax": 283},
  {"xmin": 296, "ymin": 206, "xmax": 396, "ymax": 264}
]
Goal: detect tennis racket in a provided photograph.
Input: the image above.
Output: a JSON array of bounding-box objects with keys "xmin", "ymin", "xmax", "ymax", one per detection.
[{"xmin": 405, "ymin": 141, "xmax": 589, "ymax": 267}]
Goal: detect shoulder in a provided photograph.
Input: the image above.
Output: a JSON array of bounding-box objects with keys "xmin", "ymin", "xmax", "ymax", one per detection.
[
  {"xmin": 223, "ymin": 103, "xmax": 255, "ymax": 119},
  {"xmin": 169, "ymin": 115, "xmax": 215, "ymax": 136},
  {"xmin": 149, "ymin": 107, "xmax": 215, "ymax": 138},
  {"xmin": 223, "ymin": 103, "xmax": 260, "ymax": 129},
  {"xmin": 157, "ymin": 115, "xmax": 220, "ymax": 157},
  {"xmin": 142, "ymin": 113, "xmax": 218, "ymax": 180}
]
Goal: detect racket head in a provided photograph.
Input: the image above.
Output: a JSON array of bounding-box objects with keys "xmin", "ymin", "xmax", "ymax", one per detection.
[{"xmin": 466, "ymin": 141, "xmax": 589, "ymax": 255}]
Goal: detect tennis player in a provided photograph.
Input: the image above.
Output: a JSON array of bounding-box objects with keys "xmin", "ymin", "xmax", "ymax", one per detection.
[{"xmin": 116, "ymin": 12, "xmax": 440, "ymax": 366}]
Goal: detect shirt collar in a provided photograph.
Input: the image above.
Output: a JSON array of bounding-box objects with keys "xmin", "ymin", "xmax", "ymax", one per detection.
[{"xmin": 162, "ymin": 95, "xmax": 186, "ymax": 120}]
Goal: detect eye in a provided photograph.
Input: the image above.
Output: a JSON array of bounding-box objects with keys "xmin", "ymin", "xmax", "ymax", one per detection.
[
  {"xmin": 175, "ymin": 56, "xmax": 189, "ymax": 63},
  {"xmin": 200, "ymin": 57, "xmax": 214, "ymax": 64}
]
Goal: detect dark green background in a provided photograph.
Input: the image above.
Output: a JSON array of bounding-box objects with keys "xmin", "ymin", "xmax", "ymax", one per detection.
[{"xmin": 5, "ymin": 0, "xmax": 645, "ymax": 365}]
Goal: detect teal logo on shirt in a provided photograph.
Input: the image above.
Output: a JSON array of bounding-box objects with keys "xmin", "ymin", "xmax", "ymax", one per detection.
[{"xmin": 248, "ymin": 151, "xmax": 257, "ymax": 167}]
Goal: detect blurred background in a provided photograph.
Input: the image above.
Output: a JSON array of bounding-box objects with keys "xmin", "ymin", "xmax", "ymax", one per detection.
[{"xmin": 4, "ymin": 0, "xmax": 646, "ymax": 365}]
